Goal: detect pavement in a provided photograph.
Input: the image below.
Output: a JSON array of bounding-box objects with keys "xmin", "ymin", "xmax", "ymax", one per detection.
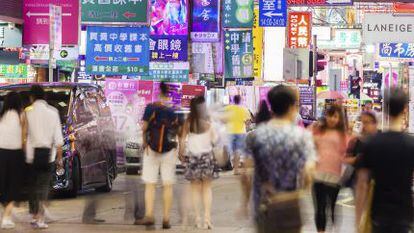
[{"xmin": 1, "ymin": 172, "xmax": 356, "ymax": 233}]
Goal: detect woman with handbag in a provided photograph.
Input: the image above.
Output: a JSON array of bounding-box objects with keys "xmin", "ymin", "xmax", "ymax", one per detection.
[
  {"xmin": 0, "ymin": 92, "xmax": 27, "ymax": 229},
  {"xmin": 179, "ymin": 96, "xmax": 219, "ymax": 229},
  {"xmin": 246, "ymin": 85, "xmax": 316, "ymax": 233},
  {"xmin": 311, "ymin": 105, "xmax": 349, "ymax": 233}
]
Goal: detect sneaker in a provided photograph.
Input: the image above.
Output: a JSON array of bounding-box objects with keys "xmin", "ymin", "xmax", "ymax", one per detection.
[
  {"xmin": 162, "ymin": 221, "xmax": 171, "ymax": 229},
  {"xmin": 32, "ymin": 221, "xmax": 48, "ymax": 229},
  {"xmin": 1, "ymin": 219, "xmax": 16, "ymax": 229}
]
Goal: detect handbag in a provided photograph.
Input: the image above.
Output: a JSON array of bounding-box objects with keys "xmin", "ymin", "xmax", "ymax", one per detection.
[
  {"xmin": 256, "ymin": 184, "xmax": 303, "ymax": 233},
  {"xmin": 359, "ymin": 181, "xmax": 375, "ymax": 233},
  {"xmin": 33, "ymin": 148, "xmax": 51, "ymax": 171}
]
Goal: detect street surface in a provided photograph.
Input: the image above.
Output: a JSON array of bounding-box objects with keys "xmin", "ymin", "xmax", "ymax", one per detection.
[{"xmin": 3, "ymin": 172, "xmax": 355, "ymax": 233}]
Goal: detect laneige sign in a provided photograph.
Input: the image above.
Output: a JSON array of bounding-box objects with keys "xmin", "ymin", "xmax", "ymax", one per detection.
[{"xmin": 363, "ymin": 14, "xmax": 414, "ymax": 43}]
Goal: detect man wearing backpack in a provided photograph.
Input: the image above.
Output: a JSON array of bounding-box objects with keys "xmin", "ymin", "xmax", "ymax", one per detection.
[{"xmin": 134, "ymin": 82, "xmax": 183, "ymax": 229}]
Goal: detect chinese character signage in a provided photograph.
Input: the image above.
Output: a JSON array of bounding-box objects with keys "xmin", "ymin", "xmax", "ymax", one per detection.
[
  {"xmin": 149, "ymin": 35, "xmax": 188, "ymax": 61},
  {"xmin": 150, "ymin": 0, "xmax": 188, "ymax": 35},
  {"xmin": 23, "ymin": 0, "xmax": 79, "ymax": 45},
  {"xmin": 334, "ymin": 29, "xmax": 361, "ymax": 49},
  {"xmin": 379, "ymin": 43, "xmax": 414, "ymax": 59},
  {"xmin": 299, "ymin": 86, "xmax": 314, "ymax": 120},
  {"xmin": 223, "ymin": 0, "xmax": 254, "ymax": 28},
  {"xmin": 191, "ymin": 0, "xmax": 220, "ymax": 42},
  {"xmin": 81, "ymin": 0, "xmax": 148, "ymax": 23},
  {"xmin": 147, "ymin": 62, "xmax": 189, "ymax": 82},
  {"xmin": 49, "ymin": 5, "xmax": 62, "ymax": 50},
  {"xmin": 192, "ymin": 43, "xmax": 214, "ymax": 74},
  {"xmin": 288, "ymin": 12, "xmax": 311, "ymax": 48},
  {"xmin": 0, "ymin": 64, "xmax": 28, "ymax": 79},
  {"xmin": 253, "ymin": 8, "xmax": 263, "ymax": 79},
  {"xmin": 259, "ymin": 0, "xmax": 287, "ymax": 27},
  {"xmin": 86, "ymin": 26, "xmax": 150, "ymax": 75},
  {"xmin": 181, "ymin": 84, "xmax": 206, "ymax": 108},
  {"xmin": 224, "ymin": 30, "xmax": 254, "ymax": 79},
  {"xmin": 287, "ymin": 0, "xmax": 353, "ymax": 6}
]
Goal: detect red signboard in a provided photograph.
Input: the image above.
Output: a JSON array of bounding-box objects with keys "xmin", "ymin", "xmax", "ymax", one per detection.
[
  {"xmin": 287, "ymin": 0, "xmax": 353, "ymax": 6},
  {"xmin": 288, "ymin": 12, "xmax": 312, "ymax": 49},
  {"xmin": 181, "ymin": 84, "xmax": 206, "ymax": 108},
  {"xmin": 393, "ymin": 2, "xmax": 414, "ymax": 14}
]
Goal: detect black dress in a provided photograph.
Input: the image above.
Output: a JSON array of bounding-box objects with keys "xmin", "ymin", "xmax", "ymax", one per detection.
[{"xmin": 0, "ymin": 149, "xmax": 25, "ymax": 204}]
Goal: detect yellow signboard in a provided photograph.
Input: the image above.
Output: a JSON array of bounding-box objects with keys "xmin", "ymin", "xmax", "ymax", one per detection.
[{"xmin": 253, "ymin": 7, "xmax": 263, "ymax": 80}]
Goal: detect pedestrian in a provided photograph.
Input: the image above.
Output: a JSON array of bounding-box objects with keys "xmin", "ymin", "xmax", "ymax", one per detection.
[
  {"xmin": 26, "ymin": 85, "xmax": 64, "ymax": 229},
  {"xmin": 0, "ymin": 92, "xmax": 26, "ymax": 229},
  {"xmin": 311, "ymin": 104, "xmax": 349, "ymax": 233},
  {"xmin": 225, "ymin": 95, "xmax": 251, "ymax": 175},
  {"xmin": 134, "ymin": 82, "xmax": 183, "ymax": 229},
  {"xmin": 344, "ymin": 111, "xmax": 378, "ymax": 190},
  {"xmin": 356, "ymin": 89, "xmax": 414, "ymax": 233},
  {"xmin": 179, "ymin": 96, "xmax": 218, "ymax": 229},
  {"xmin": 246, "ymin": 85, "xmax": 316, "ymax": 233},
  {"xmin": 239, "ymin": 100, "xmax": 271, "ymax": 217}
]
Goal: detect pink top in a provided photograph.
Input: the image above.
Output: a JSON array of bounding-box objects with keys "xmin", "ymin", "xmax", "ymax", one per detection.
[{"xmin": 312, "ymin": 129, "xmax": 348, "ymax": 179}]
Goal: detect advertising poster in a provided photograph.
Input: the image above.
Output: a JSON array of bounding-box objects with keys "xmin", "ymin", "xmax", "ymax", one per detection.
[
  {"xmin": 253, "ymin": 8, "xmax": 263, "ymax": 79},
  {"xmin": 181, "ymin": 84, "xmax": 206, "ymax": 108},
  {"xmin": 223, "ymin": 0, "xmax": 254, "ymax": 28},
  {"xmin": 23, "ymin": 0, "xmax": 79, "ymax": 45},
  {"xmin": 192, "ymin": 43, "xmax": 215, "ymax": 74},
  {"xmin": 379, "ymin": 43, "xmax": 414, "ymax": 59},
  {"xmin": 258, "ymin": 86, "xmax": 271, "ymax": 105},
  {"xmin": 299, "ymin": 86, "xmax": 314, "ymax": 120},
  {"xmin": 81, "ymin": 0, "xmax": 148, "ymax": 23},
  {"xmin": 150, "ymin": 0, "xmax": 188, "ymax": 35},
  {"xmin": 224, "ymin": 29, "xmax": 254, "ymax": 79},
  {"xmin": 147, "ymin": 62, "xmax": 189, "ymax": 82},
  {"xmin": 214, "ymin": 42, "xmax": 224, "ymax": 74},
  {"xmin": 288, "ymin": 12, "xmax": 312, "ymax": 48},
  {"xmin": 86, "ymin": 26, "xmax": 150, "ymax": 76},
  {"xmin": 259, "ymin": 0, "xmax": 287, "ymax": 27},
  {"xmin": 149, "ymin": 35, "xmax": 188, "ymax": 61},
  {"xmin": 191, "ymin": 0, "xmax": 220, "ymax": 42}
]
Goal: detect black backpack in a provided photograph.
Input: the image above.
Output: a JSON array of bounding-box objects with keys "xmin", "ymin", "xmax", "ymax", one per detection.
[{"xmin": 146, "ymin": 104, "xmax": 180, "ymax": 153}]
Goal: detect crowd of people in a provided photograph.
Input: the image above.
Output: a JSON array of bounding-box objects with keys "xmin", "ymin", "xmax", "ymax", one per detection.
[{"xmin": 1, "ymin": 82, "xmax": 414, "ymax": 233}]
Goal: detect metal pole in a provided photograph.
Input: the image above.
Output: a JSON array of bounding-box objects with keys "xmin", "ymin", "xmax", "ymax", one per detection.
[
  {"xmin": 313, "ymin": 35, "xmax": 318, "ymax": 119},
  {"xmin": 49, "ymin": 47, "xmax": 53, "ymax": 82}
]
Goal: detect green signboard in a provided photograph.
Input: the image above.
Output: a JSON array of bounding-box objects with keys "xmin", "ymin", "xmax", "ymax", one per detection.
[
  {"xmin": 0, "ymin": 64, "xmax": 28, "ymax": 79},
  {"xmin": 81, "ymin": 0, "xmax": 148, "ymax": 24},
  {"xmin": 224, "ymin": 29, "xmax": 254, "ymax": 79},
  {"xmin": 223, "ymin": 0, "xmax": 254, "ymax": 28}
]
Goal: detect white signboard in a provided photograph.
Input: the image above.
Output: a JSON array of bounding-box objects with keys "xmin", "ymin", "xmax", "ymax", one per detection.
[
  {"xmin": 363, "ymin": 14, "xmax": 414, "ymax": 43},
  {"xmin": 49, "ymin": 4, "xmax": 62, "ymax": 50},
  {"xmin": 29, "ymin": 45, "xmax": 78, "ymax": 60}
]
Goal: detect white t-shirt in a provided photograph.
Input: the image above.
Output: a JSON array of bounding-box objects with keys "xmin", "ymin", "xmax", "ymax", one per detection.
[
  {"xmin": 187, "ymin": 127, "xmax": 216, "ymax": 156},
  {"xmin": 26, "ymin": 100, "xmax": 64, "ymax": 163},
  {"xmin": 0, "ymin": 110, "xmax": 22, "ymax": 150}
]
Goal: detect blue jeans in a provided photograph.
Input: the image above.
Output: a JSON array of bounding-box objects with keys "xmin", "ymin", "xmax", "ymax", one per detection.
[{"xmin": 228, "ymin": 134, "xmax": 246, "ymax": 158}]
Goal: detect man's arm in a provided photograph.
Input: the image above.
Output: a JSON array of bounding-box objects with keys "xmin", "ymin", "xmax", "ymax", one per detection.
[
  {"xmin": 355, "ymin": 168, "xmax": 370, "ymax": 228},
  {"xmin": 54, "ymin": 114, "xmax": 64, "ymax": 168}
]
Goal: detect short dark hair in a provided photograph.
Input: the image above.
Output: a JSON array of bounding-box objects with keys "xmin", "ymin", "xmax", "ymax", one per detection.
[
  {"xmin": 234, "ymin": 95, "xmax": 241, "ymax": 105},
  {"xmin": 159, "ymin": 81, "xmax": 169, "ymax": 97},
  {"xmin": 361, "ymin": 111, "xmax": 377, "ymax": 124},
  {"xmin": 30, "ymin": 85, "xmax": 45, "ymax": 100},
  {"xmin": 267, "ymin": 85, "xmax": 297, "ymax": 117},
  {"xmin": 386, "ymin": 88, "xmax": 408, "ymax": 117}
]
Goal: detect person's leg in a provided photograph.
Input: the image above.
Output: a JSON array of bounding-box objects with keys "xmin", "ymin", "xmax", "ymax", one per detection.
[
  {"xmin": 312, "ymin": 182, "xmax": 327, "ymax": 233},
  {"xmin": 191, "ymin": 181, "xmax": 202, "ymax": 227},
  {"xmin": 144, "ymin": 183, "xmax": 156, "ymax": 219},
  {"xmin": 327, "ymin": 185, "xmax": 340, "ymax": 225},
  {"xmin": 162, "ymin": 184, "xmax": 173, "ymax": 223},
  {"xmin": 240, "ymin": 158, "xmax": 253, "ymax": 216},
  {"xmin": 202, "ymin": 180, "xmax": 213, "ymax": 229},
  {"xmin": 160, "ymin": 149, "xmax": 178, "ymax": 228}
]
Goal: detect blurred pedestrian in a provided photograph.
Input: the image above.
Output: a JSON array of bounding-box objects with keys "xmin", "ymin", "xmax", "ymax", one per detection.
[
  {"xmin": 311, "ymin": 104, "xmax": 348, "ymax": 233},
  {"xmin": 225, "ymin": 95, "xmax": 251, "ymax": 175},
  {"xmin": 344, "ymin": 111, "xmax": 378, "ymax": 190},
  {"xmin": 239, "ymin": 100, "xmax": 271, "ymax": 217},
  {"xmin": 179, "ymin": 96, "xmax": 218, "ymax": 229},
  {"xmin": 135, "ymin": 82, "xmax": 183, "ymax": 229},
  {"xmin": 246, "ymin": 85, "xmax": 316, "ymax": 233},
  {"xmin": 0, "ymin": 92, "xmax": 26, "ymax": 229},
  {"xmin": 356, "ymin": 89, "xmax": 414, "ymax": 233},
  {"xmin": 26, "ymin": 85, "xmax": 64, "ymax": 229}
]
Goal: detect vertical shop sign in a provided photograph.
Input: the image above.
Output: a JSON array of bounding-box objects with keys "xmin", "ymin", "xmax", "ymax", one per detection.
[
  {"xmin": 81, "ymin": 0, "xmax": 148, "ymax": 23},
  {"xmin": 299, "ymin": 86, "xmax": 314, "ymax": 120},
  {"xmin": 147, "ymin": 62, "xmax": 189, "ymax": 82},
  {"xmin": 86, "ymin": 26, "xmax": 150, "ymax": 76},
  {"xmin": 149, "ymin": 35, "xmax": 188, "ymax": 62},
  {"xmin": 192, "ymin": 0, "xmax": 220, "ymax": 42},
  {"xmin": 379, "ymin": 43, "xmax": 414, "ymax": 59},
  {"xmin": 224, "ymin": 30, "xmax": 254, "ymax": 79},
  {"xmin": 49, "ymin": 5, "xmax": 62, "ymax": 50},
  {"xmin": 288, "ymin": 12, "xmax": 311, "ymax": 48},
  {"xmin": 23, "ymin": 0, "xmax": 79, "ymax": 45},
  {"xmin": 150, "ymin": 0, "xmax": 188, "ymax": 35},
  {"xmin": 223, "ymin": 0, "xmax": 254, "ymax": 28},
  {"xmin": 259, "ymin": 0, "xmax": 287, "ymax": 27},
  {"xmin": 192, "ymin": 43, "xmax": 214, "ymax": 74},
  {"xmin": 181, "ymin": 85, "xmax": 206, "ymax": 108},
  {"xmin": 253, "ymin": 8, "xmax": 263, "ymax": 80}
]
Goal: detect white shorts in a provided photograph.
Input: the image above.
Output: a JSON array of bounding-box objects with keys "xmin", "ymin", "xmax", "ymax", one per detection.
[{"xmin": 141, "ymin": 148, "xmax": 178, "ymax": 185}]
